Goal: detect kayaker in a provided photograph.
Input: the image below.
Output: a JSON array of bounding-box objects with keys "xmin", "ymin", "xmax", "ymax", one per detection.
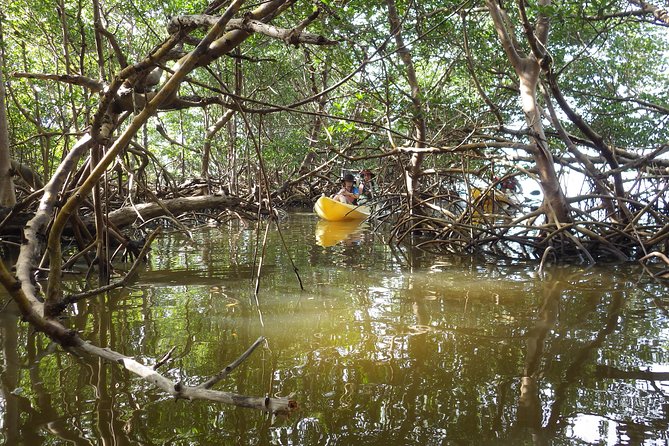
[
  {"xmin": 333, "ymin": 173, "xmax": 359, "ymax": 204},
  {"xmin": 358, "ymin": 169, "xmax": 375, "ymax": 201}
]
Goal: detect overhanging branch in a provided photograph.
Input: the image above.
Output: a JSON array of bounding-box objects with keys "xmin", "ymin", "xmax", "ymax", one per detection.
[{"xmin": 167, "ymin": 15, "xmax": 337, "ymax": 46}]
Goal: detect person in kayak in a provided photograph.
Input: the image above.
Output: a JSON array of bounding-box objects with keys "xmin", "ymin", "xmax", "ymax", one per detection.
[
  {"xmin": 358, "ymin": 169, "xmax": 375, "ymax": 202},
  {"xmin": 333, "ymin": 173, "xmax": 359, "ymax": 204}
]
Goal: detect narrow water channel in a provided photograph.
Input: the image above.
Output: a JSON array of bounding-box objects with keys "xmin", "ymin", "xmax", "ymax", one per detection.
[{"xmin": 1, "ymin": 213, "xmax": 668, "ymax": 445}]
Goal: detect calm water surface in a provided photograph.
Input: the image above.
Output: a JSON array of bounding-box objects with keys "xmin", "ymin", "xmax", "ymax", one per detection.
[{"xmin": 1, "ymin": 213, "xmax": 668, "ymax": 445}]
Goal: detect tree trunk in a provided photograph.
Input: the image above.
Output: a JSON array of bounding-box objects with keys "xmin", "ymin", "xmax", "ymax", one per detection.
[
  {"xmin": 520, "ymin": 73, "xmax": 571, "ymax": 223},
  {"xmin": 0, "ymin": 49, "xmax": 17, "ymax": 207},
  {"xmin": 486, "ymin": 0, "xmax": 571, "ymax": 224},
  {"xmin": 386, "ymin": 0, "xmax": 427, "ymax": 215},
  {"xmin": 0, "ymin": 36, "xmax": 16, "ymax": 207}
]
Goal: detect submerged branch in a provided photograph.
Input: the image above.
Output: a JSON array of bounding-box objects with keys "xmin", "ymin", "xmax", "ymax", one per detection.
[{"xmin": 198, "ymin": 336, "xmax": 267, "ymax": 389}]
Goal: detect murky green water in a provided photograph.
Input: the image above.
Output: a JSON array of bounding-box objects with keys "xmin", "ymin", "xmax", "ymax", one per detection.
[{"xmin": 1, "ymin": 213, "xmax": 668, "ymax": 445}]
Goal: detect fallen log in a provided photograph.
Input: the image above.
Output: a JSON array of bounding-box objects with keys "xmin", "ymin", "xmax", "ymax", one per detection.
[{"xmin": 92, "ymin": 195, "xmax": 262, "ymax": 228}]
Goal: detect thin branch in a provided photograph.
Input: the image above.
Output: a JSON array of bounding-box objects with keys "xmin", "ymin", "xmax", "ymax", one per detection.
[
  {"xmin": 154, "ymin": 346, "xmax": 177, "ymax": 370},
  {"xmin": 60, "ymin": 228, "xmax": 161, "ymax": 309},
  {"xmin": 198, "ymin": 337, "xmax": 267, "ymax": 389}
]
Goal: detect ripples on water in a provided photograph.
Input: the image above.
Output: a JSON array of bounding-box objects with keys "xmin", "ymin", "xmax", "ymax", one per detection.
[{"xmin": 0, "ymin": 213, "xmax": 668, "ymax": 445}]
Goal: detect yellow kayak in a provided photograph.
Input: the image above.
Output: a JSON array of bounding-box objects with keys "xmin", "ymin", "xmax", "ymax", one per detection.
[{"xmin": 314, "ymin": 196, "xmax": 370, "ymax": 221}]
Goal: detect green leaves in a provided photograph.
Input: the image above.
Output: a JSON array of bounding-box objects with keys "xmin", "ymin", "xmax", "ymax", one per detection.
[{"xmin": 1, "ymin": 0, "xmax": 667, "ymax": 192}]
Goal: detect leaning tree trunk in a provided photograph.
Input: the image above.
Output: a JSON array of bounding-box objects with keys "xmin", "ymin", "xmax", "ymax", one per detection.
[
  {"xmin": 486, "ymin": 0, "xmax": 571, "ymax": 224},
  {"xmin": 0, "ymin": 50, "xmax": 17, "ymax": 207},
  {"xmin": 6, "ymin": 0, "xmax": 337, "ymax": 313},
  {"xmin": 386, "ymin": 0, "xmax": 427, "ymax": 216}
]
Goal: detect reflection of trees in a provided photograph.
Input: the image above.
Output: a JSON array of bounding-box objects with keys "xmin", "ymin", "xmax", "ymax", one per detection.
[
  {"xmin": 1, "ymin": 307, "xmax": 21, "ymax": 445},
  {"xmin": 2, "ymin": 220, "xmax": 669, "ymax": 443},
  {"xmin": 514, "ymin": 271, "xmax": 564, "ymax": 445},
  {"xmin": 546, "ymin": 288, "xmax": 623, "ymax": 426},
  {"xmin": 84, "ymin": 293, "xmax": 149, "ymax": 446},
  {"xmin": 512, "ymin": 268, "xmax": 668, "ymax": 444},
  {"xmin": 1, "ymin": 308, "xmax": 67, "ymax": 444},
  {"xmin": 26, "ymin": 339, "xmax": 88, "ymax": 444},
  {"xmin": 0, "ymin": 304, "xmax": 99, "ymax": 444}
]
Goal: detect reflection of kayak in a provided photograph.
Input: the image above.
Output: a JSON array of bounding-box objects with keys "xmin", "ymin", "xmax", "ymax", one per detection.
[
  {"xmin": 315, "ymin": 220, "xmax": 365, "ymax": 247},
  {"xmin": 314, "ymin": 196, "xmax": 370, "ymax": 221}
]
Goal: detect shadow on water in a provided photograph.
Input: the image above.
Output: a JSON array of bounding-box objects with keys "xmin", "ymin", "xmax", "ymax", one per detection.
[{"xmin": 1, "ymin": 213, "xmax": 668, "ymax": 445}]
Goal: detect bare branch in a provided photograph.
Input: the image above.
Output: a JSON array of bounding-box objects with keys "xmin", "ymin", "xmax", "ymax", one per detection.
[
  {"xmin": 168, "ymin": 15, "xmax": 337, "ymax": 46},
  {"xmin": 485, "ymin": 0, "xmax": 525, "ymax": 69},
  {"xmin": 154, "ymin": 346, "xmax": 177, "ymax": 370},
  {"xmin": 12, "ymin": 72, "xmax": 104, "ymax": 92}
]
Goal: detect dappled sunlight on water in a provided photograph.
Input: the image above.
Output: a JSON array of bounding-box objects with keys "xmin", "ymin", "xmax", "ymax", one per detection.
[{"xmin": 1, "ymin": 213, "xmax": 668, "ymax": 445}]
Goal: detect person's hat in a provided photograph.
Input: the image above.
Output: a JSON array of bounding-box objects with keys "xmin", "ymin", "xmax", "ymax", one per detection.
[
  {"xmin": 360, "ymin": 169, "xmax": 375, "ymax": 178},
  {"xmin": 342, "ymin": 173, "xmax": 355, "ymax": 182}
]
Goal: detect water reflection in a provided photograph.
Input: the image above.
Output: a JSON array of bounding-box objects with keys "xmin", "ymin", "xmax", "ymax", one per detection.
[
  {"xmin": 516, "ymin": 271, "xmax": 564, "ymax": 444},
  {"xmin": 0, "ymin": 214, "xmax": 668, "ymax": 445},
  {"xmin": 0, "ymin": 307, "xmax": 20, "ymax": 445},
  {"xmin": 314, "ymin": 219, "xmax": 366, "ymax": 247}
]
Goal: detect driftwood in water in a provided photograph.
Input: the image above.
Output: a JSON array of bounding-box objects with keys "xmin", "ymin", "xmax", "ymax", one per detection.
[{"xmin": 79, "ymin": 338, "xmax": 296, "ymax": 414}]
